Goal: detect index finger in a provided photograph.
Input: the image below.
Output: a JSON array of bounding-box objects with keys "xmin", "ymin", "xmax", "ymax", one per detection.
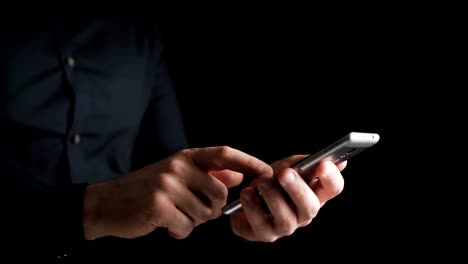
[{"xmin": 187, "ymin": 146, "xmax": 273, "ymax": 178}]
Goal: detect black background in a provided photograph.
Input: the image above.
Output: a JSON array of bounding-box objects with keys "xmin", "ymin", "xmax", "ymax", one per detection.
[
  {"xmin": 152, "ymin": 2, "xmax": 411, "ymax": 260},
  {"xmin": 152, "ymin": 4, "xmax": 463, "ymax": 260},
  {"xmin": 2, "ymin": 1, "xmax": 457, "ymax": 261},
  {"xmin": 128, "ymin": 3, "xmax": 459, "ymax": 260}
]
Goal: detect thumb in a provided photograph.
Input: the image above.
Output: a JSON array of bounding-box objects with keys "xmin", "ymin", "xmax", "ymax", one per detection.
[{"xmin": 210, "ymin": 169, "xmax": 243, "ymax": 188}]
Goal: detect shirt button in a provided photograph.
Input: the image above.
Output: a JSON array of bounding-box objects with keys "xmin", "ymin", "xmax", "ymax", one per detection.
[
  {"xmin": 71, "ymin": 133, "xmax": 81, "ymax": 144},
  {"xmin": 66, "ymin": 56, "xmax": 76, "ymax": 68},
  {"xmin": 57, "ymin": 253, "xmax": 69, "ymax": 261}
]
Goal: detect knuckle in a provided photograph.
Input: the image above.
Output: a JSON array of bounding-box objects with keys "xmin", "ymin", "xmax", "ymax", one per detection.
[
  {"xmin": 165, "ymin": 157, "xmax": 185, "ymax": 173},
  {"xmin": 309, "ymin": 199, "xmax": 321, "ymax": 218},
  {"xmin": 209, "ymin": 206, "xmax": 223, "ymax": 219},
  {"xmin": 252, "ymin": 225, "xmax": 280, "ymax": 243},
  {"xmin": 328, "ymin": 181, "xmax": 345, "ymax": 197},
  {"xmin": 298, "ymin": 218, "xmax": 313, "ymax": 228},
  {"xmin": 184, "ymin": 221, "xmax": 195, "ymax": 235},
  {"xmin": 170, "ymin": 217, "xmax": 195, "ymax": 239},
  {"xmin": 178, "ymin": 226, "xmax": 194, "ymax": 239},
  {"xmin": 193, "ymin": 201, "xmax": 223, "ymax": 224},
  {"xmin": 262, "ymin": 235, "xmax": 279, "ymax": 243},
  {"xmin": 335, "ymin": 184, "xmax": 345, "ymax": 195},
  {"xmin": 217, "ymin": 146, "xmax": 233, "ymax": 161},
  {"xmin": 152, "ymin": 192, "xmax": 167, "ymax": 210},
  {"xmin": 158, "ymin": 174, "xmax": 176, "ymax": 192},
  {"xmin": 303, "ymin": 207, "xmax": 318, "ymax": 222},
  {"xmin": 274, "ymin": 216, "xmax": 296, "ymax": 236},
  {"xmin": 211, "ymin": 183, "xmax": 228, "ymax": 201},
  {"xmin": 197, "ymin": 207, "xmax": 214, "ymax": 222},
  {"xmin": 178, "ymin": 148, "xmax": 191, "ymax": 157}
]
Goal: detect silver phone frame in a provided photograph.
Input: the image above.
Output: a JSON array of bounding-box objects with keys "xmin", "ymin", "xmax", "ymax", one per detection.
[{"xmin": 221, "ymin": 131, "xmax": 380, "ymax": 215}]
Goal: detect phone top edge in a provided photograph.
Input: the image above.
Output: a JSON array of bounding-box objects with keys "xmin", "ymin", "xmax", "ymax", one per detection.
[
  {"xmin": 221, "ymin": 131, "xmax": 380, "ymax": 216},
  {"xmin": 348, "ymin": 132, "xmax": 380, "ymax": 147},
  {"xmin": 293, "ymin": 131, "xmax": 379, "ymax": 173}
]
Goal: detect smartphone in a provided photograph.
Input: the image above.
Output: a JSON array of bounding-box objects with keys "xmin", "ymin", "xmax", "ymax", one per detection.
[{"xmin": 221, "ymin": 131, "xmax": 380, "ymax": 215}]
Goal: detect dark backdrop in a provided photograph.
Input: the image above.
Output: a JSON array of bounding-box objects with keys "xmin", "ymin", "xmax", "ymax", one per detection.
[
  {"xmin": 157, "ymin": 3, "xmax": 407, "ymax": 260},
  {"xmin": 2, "ymin": 2, "xmax": 451, "ymax": 261}
]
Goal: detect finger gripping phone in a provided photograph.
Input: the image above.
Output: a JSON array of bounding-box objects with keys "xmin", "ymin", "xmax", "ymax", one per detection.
[{"xmin": 221, "ymin": 131, "xmax": 380, "ymax": 215}]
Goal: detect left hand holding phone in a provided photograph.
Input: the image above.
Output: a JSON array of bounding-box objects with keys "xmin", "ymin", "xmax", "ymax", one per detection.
[{"xmin": 228, "ymin": 155, "xmax": 345, "ymax": 242}]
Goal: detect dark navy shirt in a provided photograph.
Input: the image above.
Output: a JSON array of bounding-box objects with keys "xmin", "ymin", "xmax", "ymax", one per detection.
[{"xmin": 0, "ymin": 13, "xmax": 188, "ymax": 259}]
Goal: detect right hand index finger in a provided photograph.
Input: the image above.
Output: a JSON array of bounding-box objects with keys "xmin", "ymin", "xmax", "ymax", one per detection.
[{"xmin": 187, "ymin": 146, "xmax": 273, "ymax": 178}]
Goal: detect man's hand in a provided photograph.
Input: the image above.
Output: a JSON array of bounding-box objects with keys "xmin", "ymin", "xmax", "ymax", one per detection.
[
  {"xmin": 82, "ymin": 146, "xmax": 273, "ymax": 240},
  {"xmin": 230, "ymin": 155, "xmax": 346, "ymax": 242}
]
